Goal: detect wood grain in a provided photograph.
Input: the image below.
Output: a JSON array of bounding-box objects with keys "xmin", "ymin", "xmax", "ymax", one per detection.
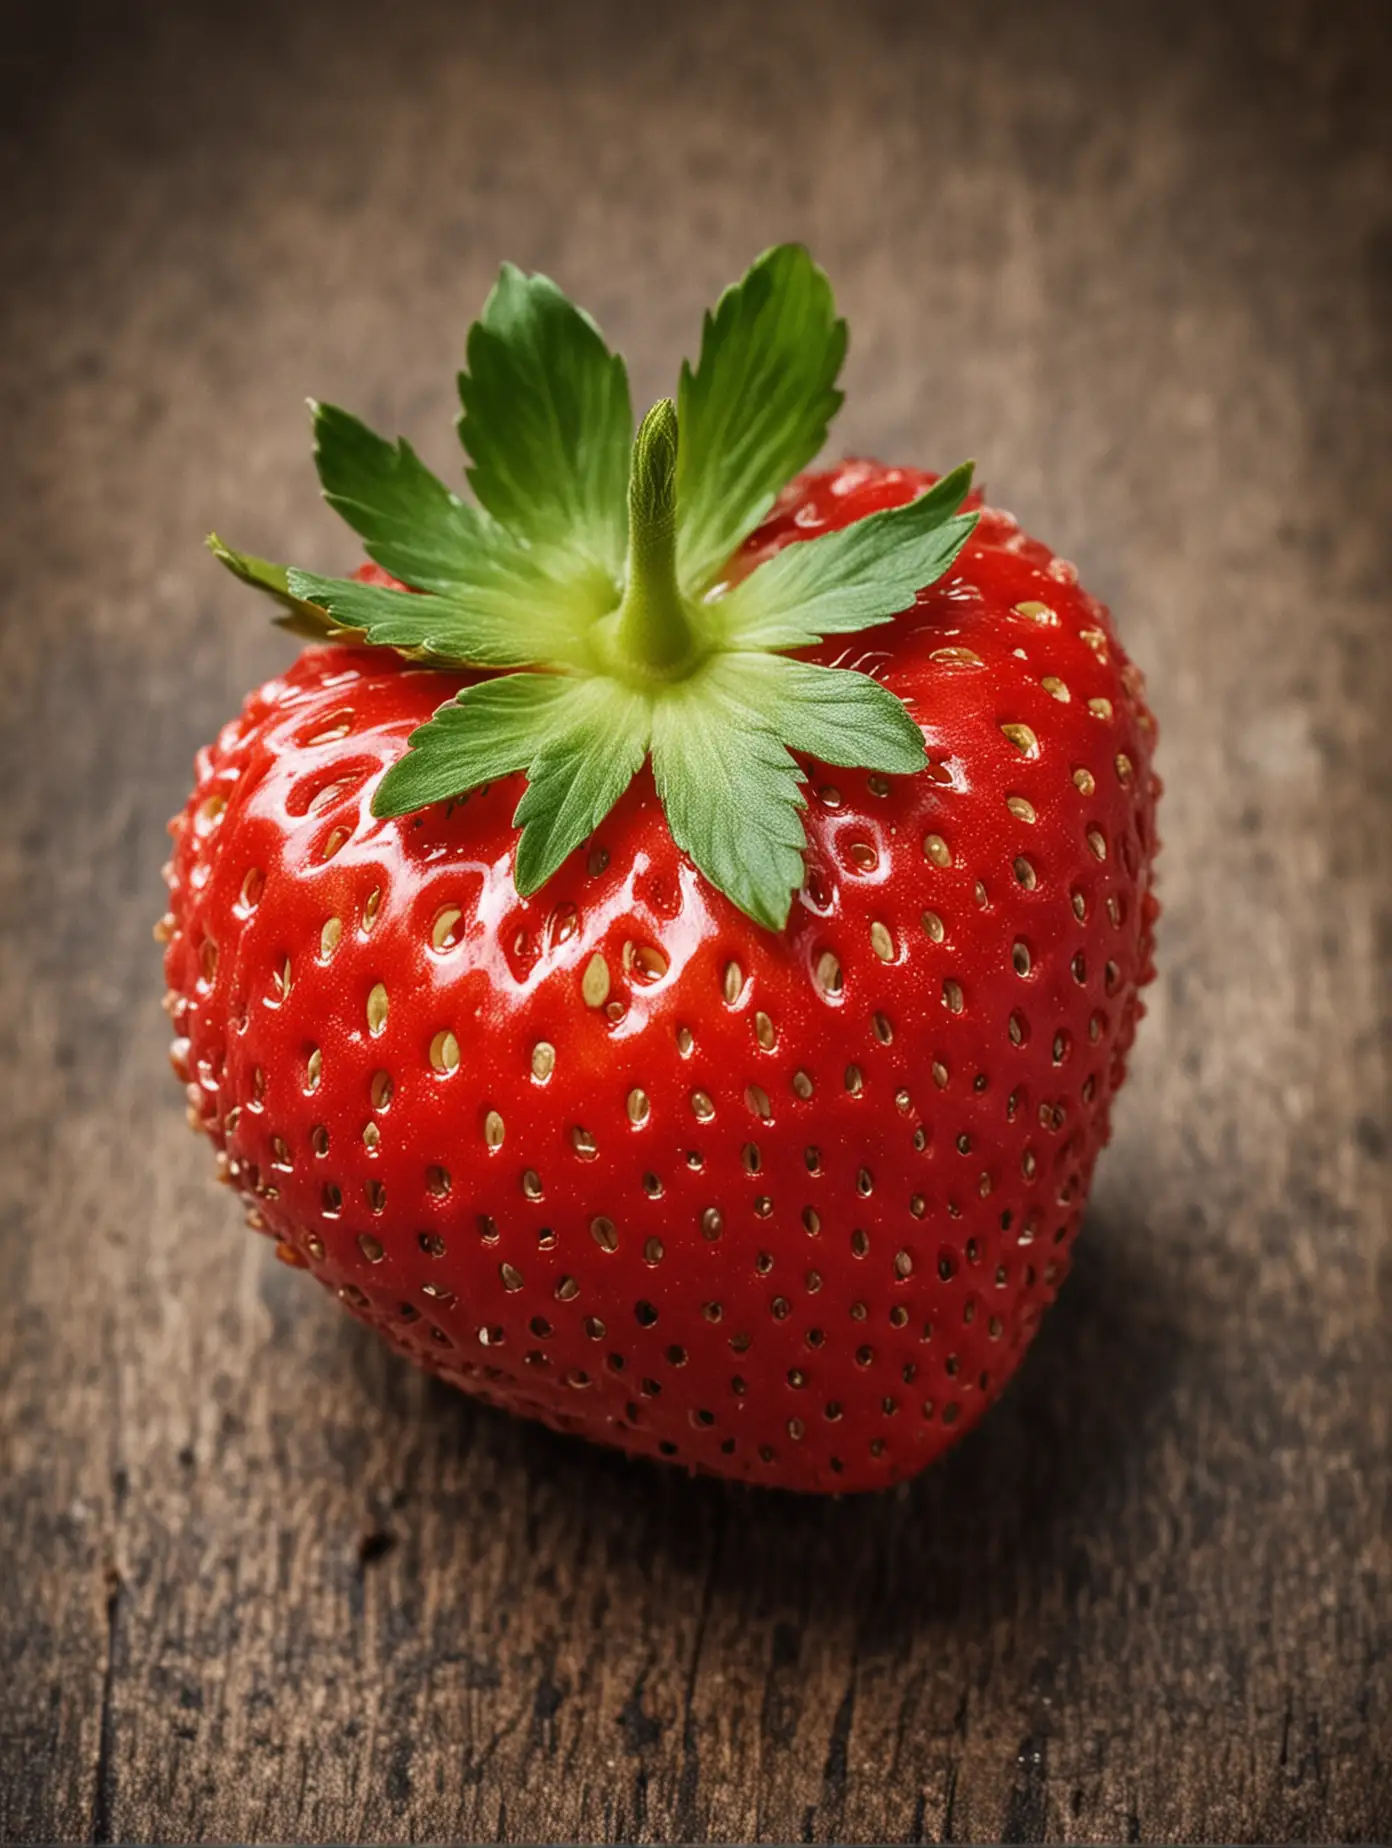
[{"xmin": 1, "ymin": 0, "xmax": 1388, "ymax": 1840}]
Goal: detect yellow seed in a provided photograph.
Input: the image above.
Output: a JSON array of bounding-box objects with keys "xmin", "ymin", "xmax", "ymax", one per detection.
[
  {"xmin": 483, "ymin": 1109, "xmax": 505, "ymax": 1148},
  {"xmin": 430, "ymin": 1029, "xmax": 460, "ymax": 1073},
  {"xmin": 930, "ymin": 645, "xmax": 984, "ymax": 665},
  {"xmin": 319, "ymin": 917, "xmax": 342, "ymax": 960},
  {"xmin": 306, "ymin": 1046, "xmax": 322, "ymax": 1091},
  {"xmin": 815, "ymin": 950, "xmax": 843, "ymax": 995},
  {"xmin": 363, "ymin": 887, "xmax": 383, "ymax": 931},
  {"xmin": 1040, "ymin": 676, "xmax": 1070, "ymax": 702},
  {"xmin": 431, "ymin": 906, "xmax": 462, "ymax": 950},
  {"xmin": 1000, "ymin": 722, "xmax": 1040, "ymax": 757},
  {"xmin": 754, "ymin": 1010, "xmax": 775, "ymax": 1050},
  {"xmin": 306, "ymin": 714, "xmax": 353, "ymax": 745},
  {"xmin": 366, "ymin": 982, "xmax": 389, "ymax": 1036},
  {"xmin": 923, "ymin": 833, "xmax": 952, "ymax": 868},
  {"xmin": 1087, "ymin": 827, "xmax": 1108, "ymax": 861},
  {"xmin": 1088, "ymin": 697, "xmax": 1114, "ymax": 720},
  {"xmin": 932, "ymin": 1060, "xmax": 949, "ymax": 1088},
  {"xmin": 869, "ymin": 921, "xmax": 894, "ymax": 962},
  {"xmin": 1073, "ymin": 766, "xmax": 1096, "ymax": 795},
  {"xmin": 308, "ymin": 780, "xmax": 349, "ymax": 817},
  {"xmin": 531, "ymin": 1041, "xmax": 556, "ymax": 1080},
  {"xmin": 691, "ymin": 1091, "xmax": 715, "ymax": 1121},
  {"xmin": 581, "ymin": 953, "xmax": 610, "ymax": 1008},
  {"xmin": 1006, "ymin": 794, "xmax": 1037, "ymax": 823},
  {"xmin": 943, "ymin": 979, "xmax": 964, "ymax": 1013},
  {"xmin": 500, "ymin": 1262, "xmax": 523, "ymax": 1292},
  {"xmin": 1013, "ymin": 856, "xmax": 1037, "ymax": 890},
  {"xmin": 922, "ymin": 910, "xmax": 945, "ymax": 942},
  {"xmin": 1115, "ymin": 752, "xmax": 1133, "ymax": 783},
  {"xmin": 1014, "ymin": 599, "xmax": 1058, "ymax": 624},
  {"xmin": 792, "ymin": 1069, "xmax": 814, "ymax": 1099},
  {"xmin": 722, "ymin": 961, "xmax": 743, "ymax": 1004},
  {"xmin": 632, "ymin": 942, "xmax": 668, "ymax": 981},
  {"xmin": 627, "ymin": 1088, "xmax": 649, "ymax": 1124}
]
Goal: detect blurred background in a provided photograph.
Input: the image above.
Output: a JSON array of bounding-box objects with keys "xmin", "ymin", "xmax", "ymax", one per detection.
[{"xmin": 2, "ymin": 1, "xmax": 1388, "ymax": 1842}]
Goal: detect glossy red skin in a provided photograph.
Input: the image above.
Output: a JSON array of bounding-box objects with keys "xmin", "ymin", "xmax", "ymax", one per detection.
[{"xmin": 162, "ymin": 462, "xmax": 1159, "ymax": 1494}]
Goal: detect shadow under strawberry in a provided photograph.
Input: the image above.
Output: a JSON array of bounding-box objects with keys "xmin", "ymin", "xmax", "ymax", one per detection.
[{"xmin": 330, "ymin": 1212, "xmax": 1187, "ymax": 1642}]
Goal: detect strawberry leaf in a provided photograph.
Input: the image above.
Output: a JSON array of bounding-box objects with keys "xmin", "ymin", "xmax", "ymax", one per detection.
[
  {"xmin": 731, "ymin": 656, "xmax": 929, "ymax": 773},
  {"xmin": 458, "ymin": 265, "xmax": 633, "ymax": 578},
  {"xmin": 676, "ymin": 245, "xmax": 846, "ymax": 593},
  {"xmin": 650, "ymin": 660, "xmax": 811, "ymax": 931},
  {"xmin": 372, "ymin": 674, "xmax": 575, "ymax": 816},
  {"xmin": 716, "ymin": 462, "xmax": 977, "ymax": 649},
  {"xmin": 373, "ymin": 673, "xmax": 650, "ymax": 893},
  {"xmin": 312, "ymin": 400, "xmax": 518, "ymax": 596},
  {"xmin": 511, "ymin": 680, "xmax": 650, "ymax": 893},
  {"xmin": 284, "ymin": 563, "xmax": 606, "ymax": 670},
  {"xmin": 207, "ymin": 535, "xmax": 341, "ymax": 640}
]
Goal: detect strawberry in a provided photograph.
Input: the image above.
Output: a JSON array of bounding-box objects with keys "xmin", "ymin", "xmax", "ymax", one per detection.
[{"xmin": 163, "ymin": 246, "xmax": 1158, "ymax": 1493}]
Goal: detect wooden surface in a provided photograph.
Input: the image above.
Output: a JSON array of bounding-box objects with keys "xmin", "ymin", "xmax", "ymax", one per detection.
[{"xmin": 2, "ymin": 0, "xmax": 1388, "ymax": 1840}]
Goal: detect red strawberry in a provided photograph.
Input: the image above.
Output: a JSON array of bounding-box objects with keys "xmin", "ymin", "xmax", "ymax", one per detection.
[{"xmin": 165, "ymin": 247, "xmax": 1158, "ymax": 1493}]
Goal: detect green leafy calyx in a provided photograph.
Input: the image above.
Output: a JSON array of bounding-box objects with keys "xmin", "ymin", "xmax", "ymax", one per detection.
[{"xmin": 210, "ymin": 244, "xmax": 977, "ymax": 929}]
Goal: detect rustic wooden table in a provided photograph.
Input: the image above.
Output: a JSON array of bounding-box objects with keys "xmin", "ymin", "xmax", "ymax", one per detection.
[{"xmin": 2, "ymin": 1, "xmax": 1388, "ymax": 1841}]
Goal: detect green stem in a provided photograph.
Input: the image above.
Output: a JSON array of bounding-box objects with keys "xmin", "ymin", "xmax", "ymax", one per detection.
[{"xmin": 610, "ymin": 399, "xmax": 704, "ymax": 680}]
